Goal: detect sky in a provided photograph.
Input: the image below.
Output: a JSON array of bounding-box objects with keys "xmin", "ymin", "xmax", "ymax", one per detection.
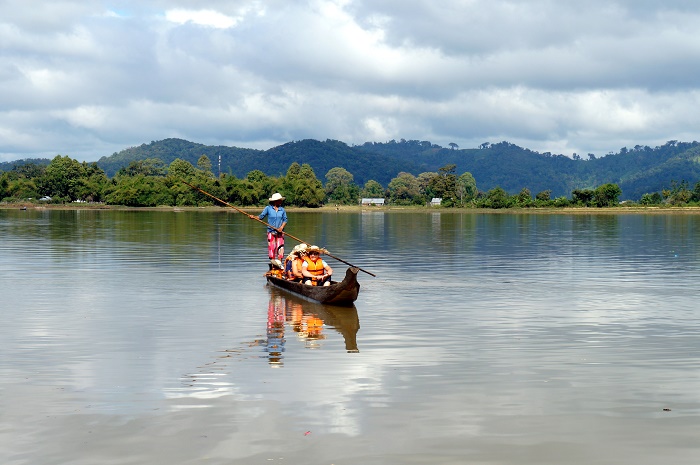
[{"xmin": 2, "ymin": 0, "xmax": 700, "ymax": 163}]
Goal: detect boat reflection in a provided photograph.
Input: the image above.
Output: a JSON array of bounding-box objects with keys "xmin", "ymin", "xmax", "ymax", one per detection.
[
  {"xmin": 259, "ymin": 287, "xmax": 360, "ymax": 366},
  {"xmin": 264, "ymin": 291, "xmax": 286, "ymax": 367}
]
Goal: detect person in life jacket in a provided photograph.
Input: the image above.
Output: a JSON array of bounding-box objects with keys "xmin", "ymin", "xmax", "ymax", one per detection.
[
  {"xmin": 302, "ymin": 245, "xmax": 333, "ymax": 286},
  {"xmin": 284, "ymin": 243, "xmax": 308, "ymax": 281}
]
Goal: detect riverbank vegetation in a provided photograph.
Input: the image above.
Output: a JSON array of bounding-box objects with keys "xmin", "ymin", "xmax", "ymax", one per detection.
[{"xmin": 2, "ymin": 154, "xmax": 700, "ymax": 210}]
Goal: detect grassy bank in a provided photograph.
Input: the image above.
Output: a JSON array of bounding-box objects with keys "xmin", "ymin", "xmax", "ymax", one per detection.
[{"xmin": 3, "ymin": 202, "xmax": 700, "ymax": 214}]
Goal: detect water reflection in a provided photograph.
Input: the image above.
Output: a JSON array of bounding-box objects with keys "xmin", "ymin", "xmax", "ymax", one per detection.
[
  {"xmin": 172, "ymin": 288, "xmax": 361, "ymax": 407},
  {"xmin": 253, "ymin": 287, "xmax": 360, "ymax": 366},
  {"xmin": 264, "ymin": 292, "xmax": 287, "ymax": 366}
]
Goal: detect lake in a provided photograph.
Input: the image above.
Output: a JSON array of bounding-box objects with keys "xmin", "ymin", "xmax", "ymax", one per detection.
[{"xmin": 1, "ymin": 208, "xmax": 700, "ymax": 465}]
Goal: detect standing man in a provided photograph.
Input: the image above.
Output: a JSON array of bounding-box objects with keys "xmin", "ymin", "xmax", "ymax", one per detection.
[{"xmin": 253, "ymin": 193, "xmax": 287, "ymax": 265}]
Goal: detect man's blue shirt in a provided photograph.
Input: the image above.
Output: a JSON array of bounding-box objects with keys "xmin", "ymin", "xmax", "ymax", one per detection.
[{"xmin": 259, "ymin": 205, "xmax": 287, "ymax": 233}]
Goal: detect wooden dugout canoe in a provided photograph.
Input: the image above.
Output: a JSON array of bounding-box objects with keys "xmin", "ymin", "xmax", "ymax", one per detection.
[{"xmin": 265, "ymin": 267, "xmax": 360, "ymax": 306}]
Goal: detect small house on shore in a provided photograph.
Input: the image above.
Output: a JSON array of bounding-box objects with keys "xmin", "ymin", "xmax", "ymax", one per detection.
[
  {"xmin": 430, "ymin": 198, "xmax": 442, "ymax": 206},
  {"xmin": 361, "ymin": 198, "xmax": 385, "ymax": 206}
]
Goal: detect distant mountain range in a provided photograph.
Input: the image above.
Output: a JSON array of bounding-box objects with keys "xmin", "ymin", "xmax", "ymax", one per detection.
[{"xmin": 4, "ymin": 138, "xmax": 700, "ymax": 200}]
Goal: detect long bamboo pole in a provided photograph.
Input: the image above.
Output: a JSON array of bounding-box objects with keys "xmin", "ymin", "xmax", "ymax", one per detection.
[{"xmin": 182, "ymin": 180, "xmax": 376, "ymax": 277}]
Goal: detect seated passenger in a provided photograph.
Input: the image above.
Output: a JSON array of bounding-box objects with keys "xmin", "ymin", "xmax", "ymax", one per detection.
[
  {"xmin": 285, "ymin": 243, "xmax": 308, "ymax": 281},
  {"xmin": 302, "ymin": 246, "xmax": 333, "ymax": 286}
]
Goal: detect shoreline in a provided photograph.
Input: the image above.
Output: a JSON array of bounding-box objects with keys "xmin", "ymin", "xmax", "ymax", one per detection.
[{"xmin": 3, "ymin": 203, "xmax": 700, "ymax": 214}]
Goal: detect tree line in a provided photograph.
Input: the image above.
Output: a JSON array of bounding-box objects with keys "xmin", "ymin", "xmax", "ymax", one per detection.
[{"xmin": 2, "ymin": 155, "xmax": 700, "ymax": 208}]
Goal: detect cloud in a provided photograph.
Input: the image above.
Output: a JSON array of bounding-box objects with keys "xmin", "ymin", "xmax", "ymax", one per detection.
[
  {"xmin": 1, "ymin": 0, "xmax": 700, "ymax": 163},
  {"xmin": 164, "ymin": 9, "xmax": 242, "ymax": 29}
]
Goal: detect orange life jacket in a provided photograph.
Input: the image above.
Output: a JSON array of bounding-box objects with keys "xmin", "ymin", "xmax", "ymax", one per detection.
[
  {"xmin": 292, "ymin": 257, "xmax": 305, "ymax": 278},
  {"xmin": 304, "ymin": 257, "xmax": 325, "ymax": 276},
  {"xmin": 285, "ymin": 256, "xmax": 306, "ymax": 279}
]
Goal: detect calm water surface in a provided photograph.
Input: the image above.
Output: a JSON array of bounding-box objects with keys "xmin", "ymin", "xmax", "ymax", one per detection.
[{"xmin": 1, "ymin": 208, "xmax": 700, "ymax": 464}]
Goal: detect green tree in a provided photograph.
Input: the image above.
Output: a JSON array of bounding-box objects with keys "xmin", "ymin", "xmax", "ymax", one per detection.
[
  {"xmin": 388, "ymin": 172, "xmax": 422, "ymax": 205},
  {"xmin": 553, "ymin": 196, "xmax": 570, "ymax": 207},
  {"xmin": 117, "ymin": 158, "xmax": 166, "ymax": 177},
  {"xmin": 197, "ymin": 155, "xmax": 213, "ymax": 177},
  {"xmin": 0, "ymin": 173, "xmax": 7, "ymax": 199},
  {"xmin": 244, "ymin": 169, "xmax": 278, "ymax": 205},
  {"xmin": 245, "ymin": 170, "xmax": 265, "ymax": 183},
  {"xmin": 325, "ymin": 167, "xmax": 359, "ymax": 205},
  {"xmin": 429, "ymin": 164, "xmax": 458, "ymax": 207},
  {"xmin": 1, "ymin": 175, "xmax": 39, "ymax": 201},
  {"xmin": 37, "ymin": 155, "xmax": 87, "ymax": 201},
  {"xmin": 535, "ymin": 190, "xmax": 552, "ymax": 201},
  {"xmin": 664, "ymin": 180, "xmax": 692, "ymax": 205},
  {"xmin": 456, "ymin": 172, "xmax": 477, "ymax": 205},
  {"xmin": 281, "ymin": 163, "xmax": 303, "ymax": 206},
  {"xmin": 77, "ymin": 163, "xmax": 109, "ymax": 202},
  {"xmin": 693, "ymin": 181, "xmax": 700, "ymax": 202},
  {"xmin": 361, "ymin": 180, "xmax": 385, "ymax": 198},
  {"xmin": 166, "ymin": 159, "xmax": 202, "ymax": 205},
  {"xmin": 281, "ymin": 163, "xmax": 324, "ymax": 207},
  {"xmin": 296, "ymin": 164, "xmax": 325, "ymax": 207},
  {"xmin": 168, "ymin": 158, "xmax": 197, "ymax": 180},
  {"xmin": 219, "ymin": 174, "xmax": 247, "ymax": 205},
  {"xmin": 105, "ymin": 175, "xmax": 172, "ymax": 206},
  {"xmin": 640, "ymin": 192, "xmax": 663, "ymax": 205},
  {"xmin": 593, "ymin": 183, "xmax": 622, "ymax": 207},
  {"xmin": 417, "ymin": 172, "xmax": 437, "ymax": 201},
  {"xmin": 534, "ymin": 190, "xmax": 554, "ymax": 207},
  {"xmin": 572, "ymin": 189, "xmax": 595, "ymax": 206},
  {"xmin": 515, "ymin": 187, "xmax": 532, "ymax": 207},
  {"xmin": 477, "ymin": 187, "xmax": 511, "ymax": 209},
  {"xmin": 13, "ymin": 162, "xmax": 46, "ymax": 179}
]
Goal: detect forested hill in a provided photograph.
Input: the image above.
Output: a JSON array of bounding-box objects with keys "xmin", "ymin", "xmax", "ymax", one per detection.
[
  {"xmin": 354, "ymin": 139, "xmax": 700, "ymax": 200},
  {"xmin": 0, "ymin": 158, "xmax": 51, "ymax": 172},
  {"xmin": 96, "ymin": 139, "xmax": 263, "ymax": 180},
  {"xmin": 96, "ymin": 138, "xmax": 427, "ymax": 186},
  {"xmin": 95, "ymin": 138, "xmax": 700, "ymax": 200}
]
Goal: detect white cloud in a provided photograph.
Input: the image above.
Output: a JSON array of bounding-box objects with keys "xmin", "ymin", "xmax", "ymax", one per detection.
[
  {"xmin": 1, "ymin": 0, "xmax": 700, "ymax": 163},
  {"xmin": 164, "ymin": 9, "xmax": 240, "ymax": 29},
  {"xmin": 57, "ymin": 105, "xmax": 110, "ymax": 129}
]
